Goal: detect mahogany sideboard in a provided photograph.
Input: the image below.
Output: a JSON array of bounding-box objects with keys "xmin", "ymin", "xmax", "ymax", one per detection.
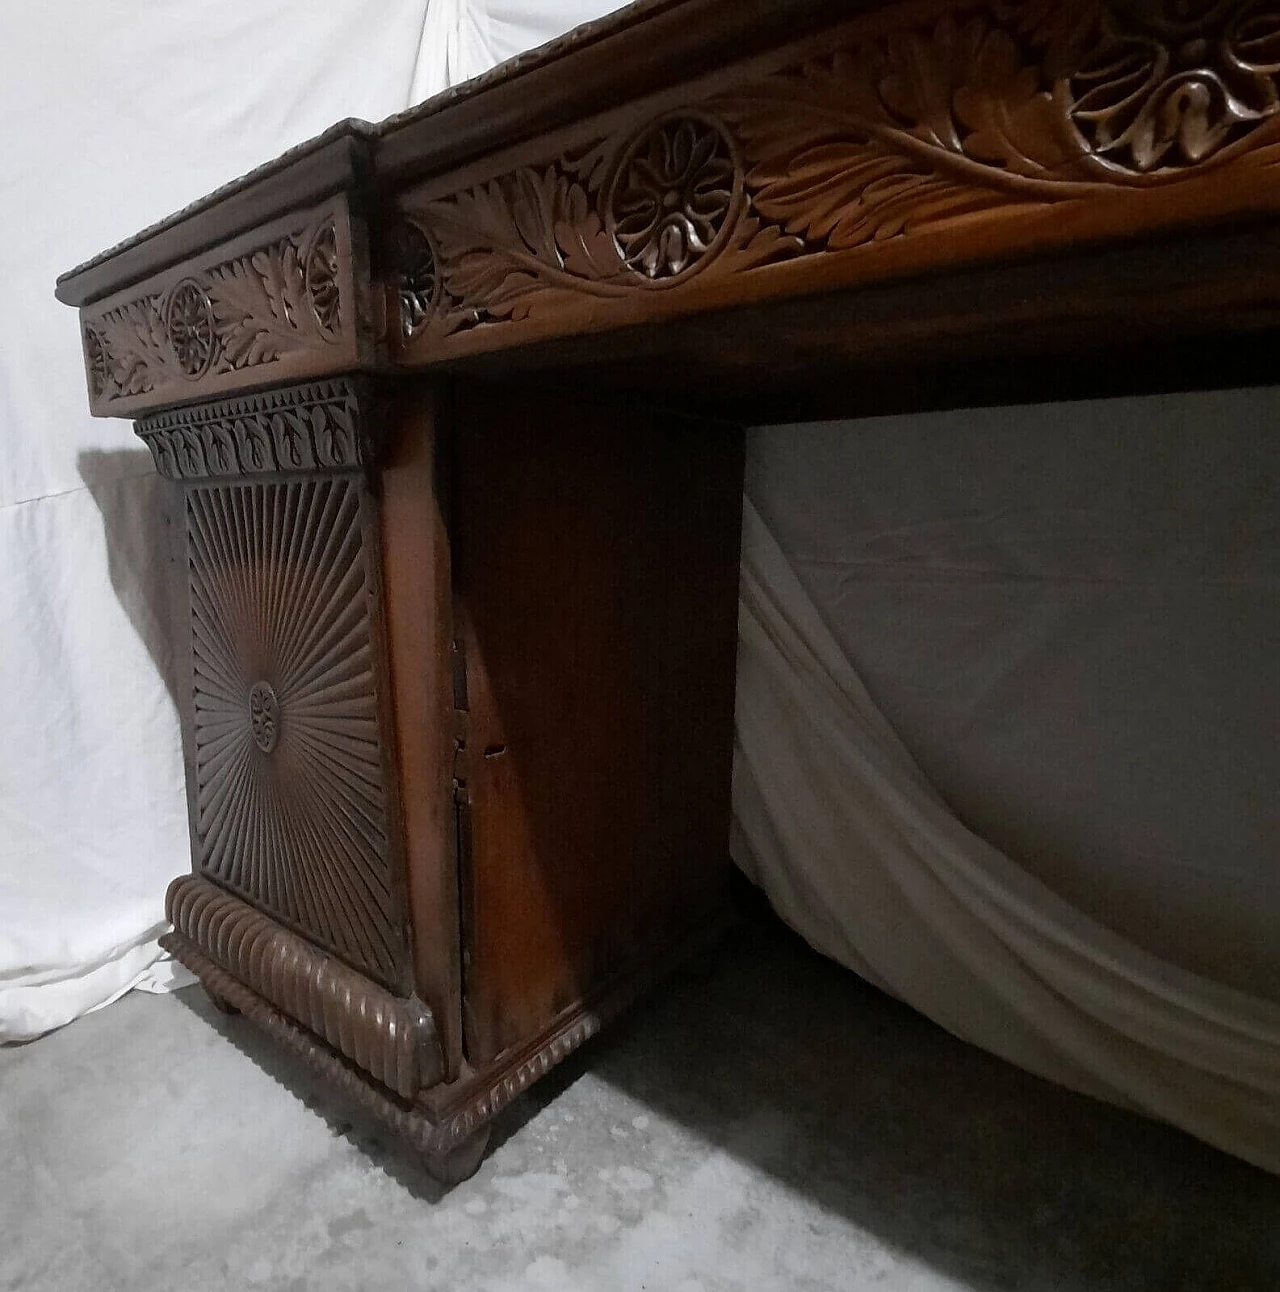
[{"xmin": 57, "ymin": 0, "xmax": 1280, "ymax": 1182}]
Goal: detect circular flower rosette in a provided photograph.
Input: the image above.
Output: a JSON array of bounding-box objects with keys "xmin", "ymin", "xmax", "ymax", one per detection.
[{"xmin": 606, "ymin": 113, "xmax": 743, "ymax": 284}]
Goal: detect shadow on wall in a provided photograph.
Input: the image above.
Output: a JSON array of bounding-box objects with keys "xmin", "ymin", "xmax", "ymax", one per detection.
[{"xmin": 77, "ymin": 448, "xmax": 183, "ymax": 713}]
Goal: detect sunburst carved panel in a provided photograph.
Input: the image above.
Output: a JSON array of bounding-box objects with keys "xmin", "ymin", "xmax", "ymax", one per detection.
[{"xmin": 185, "ymin": 476, "xmax": 403, "ymax": 988}]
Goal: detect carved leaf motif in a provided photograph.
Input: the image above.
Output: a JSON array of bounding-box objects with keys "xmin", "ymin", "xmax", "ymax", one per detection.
[
  {"xmin": 877, "ymin": 13, "xmax": 990, "ymax": 153},
  {"xmin": 256, "ymin": 242, "xmax": 309, "ymax": 330},
  {"xmin": 420, "ymin": 165, "xmax": 626, "ymax": 327},
  {"xmin": 136, "ymin": 381, "xmax": 364, "ymax": 481},
  {"xmin": 84, "ymin": 211, "xmax": 346, "ymax": 406},
  {"xmin": 318, "ymin": 401, "xmax": 357, "ymax": 466},
  {"xmin": 702, "ymin": 214, "xmax": 805, "ymax": 277},
  {"xmin": 555, "ymin": 181, "xmax": 621, "ymax": 280},
  {"xmin": 208, "ymin": 239, "xmax": 327, "ymax": 369},
  {"xmin": 96, "ymin": 297, "xmax": 174, "ymax": 395},
  {"xmin": 718, "ymin": 68, "xmax": 1013, "ymax": 249},
  {"xmin": 954, "ymin": 25, "xmax": 1076, "ymax": 175},
  {"xmin": 387, "ymin": 0, "xmax": 1280, "ymax": 347},
  {"xmin": 712, "ymin": 9, "xmax": 1123, "ymax": 250}
]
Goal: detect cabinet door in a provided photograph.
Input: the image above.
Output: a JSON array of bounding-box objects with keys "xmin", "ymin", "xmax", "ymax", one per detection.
[
  {"xmin": 450, "ymin": 382, "xmax": 743, "ymax": 1065},
  {"xmin": 184, "ymin": 472, "xmax": 410, "ymax": 992}
]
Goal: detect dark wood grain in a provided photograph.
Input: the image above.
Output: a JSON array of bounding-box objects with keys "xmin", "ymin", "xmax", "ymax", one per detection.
[
  {"xmin": 448, "ymin": 381, "xmax": 742, "ymax": 1063},
  {"xmin": 374, "ymin": 382, "xmax": 465, "ymax": 1078}
]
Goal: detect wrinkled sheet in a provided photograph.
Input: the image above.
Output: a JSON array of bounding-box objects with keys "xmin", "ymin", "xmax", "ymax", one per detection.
[
  {"xmin": 0, "ymin": 0, "xmax": 606, "ymax": 1041},
  {"xmin": 735, "ymin": 396, "xmax": 1280, "ymax": 1171}
]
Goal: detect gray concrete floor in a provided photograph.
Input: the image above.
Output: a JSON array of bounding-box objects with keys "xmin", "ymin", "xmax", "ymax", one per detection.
[{"xmin": 3, "ymin": 907, "xmax": 1279, "ymax": 1292}]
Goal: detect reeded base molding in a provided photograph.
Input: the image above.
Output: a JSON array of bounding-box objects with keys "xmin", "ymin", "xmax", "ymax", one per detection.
[
  {"xmin": 160, "ymin": 933, "xmax": 490, "ymax": 1183},
  {"xmin": 163, "ymin": 878, "xmax": 732, "ymax": 1183},
  {"xmin": 165, "ymin": 875, "xmax": 439, "ymax": 1098}
]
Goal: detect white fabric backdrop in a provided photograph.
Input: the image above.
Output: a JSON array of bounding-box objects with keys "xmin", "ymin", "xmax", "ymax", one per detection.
[
  {"xmin": 744, "ymin": 397, "xmax": 1280, "ymax": 1002},
  {"xmin": 734, "ymin": 395, "xmax": 1280, "ymax": 1171},
  {"xmin": 0, "ymin": 0, "xmax": 607, "ymax": 1041}
]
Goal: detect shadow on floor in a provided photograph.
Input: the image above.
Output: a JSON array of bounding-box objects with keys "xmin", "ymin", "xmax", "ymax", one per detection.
[
  {"xmin": 584, "ymin": 892, "xmax": 1280, "ymax": 1292},
  {"xmin": 173, "ymin": 887, "xmax": 1280, "ymax": 1292}
]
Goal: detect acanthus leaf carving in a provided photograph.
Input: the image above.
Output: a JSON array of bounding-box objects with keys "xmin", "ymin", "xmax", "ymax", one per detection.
[
  {"xmin": 83, "ymin": 207, "xmax": 349, "ymax": 408},
  {"xmin": 400, "ymin": 115, "xmax": 802, "ymax": 338},
  {"xmin": 422, "ymin": 164, "xmax": 628, "ymax": 329},
  {"xmin": 394, "ymin": 0, "xmax": 1280, "ymax": 346}
]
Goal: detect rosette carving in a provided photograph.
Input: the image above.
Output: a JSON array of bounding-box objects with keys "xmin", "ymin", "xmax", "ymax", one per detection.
[
  {"xmin": 608, "ymin": 116, "xmax": 740, "ymax": 279},
  {"xmin": 81, "ymin": 205, "xmax": 350, "ymax": 410},
  {"xmin": 303, "ymin": 220, "xmax": 342, "ymax": 335},
  {"xmin": 399, "ymin": 114, "xmax": 793, "ymax": 337},
  {"xmin": 1067, "ymin": 2, "xmax": 1280, "ymax": 172},
  {"xmin": 386, "ymin": 218, "xmax": 440, "ymax": 338},
  {"xmin": 249, "ymin": 681, "xmax": 280, "ymax": 753},
  {"xmin": 393, "ymin": 1, "xmax": 1280, "ymax": 348},
  {"xmin": 166, "ymin": 280, "xmax": 216, "ymax": 378}
]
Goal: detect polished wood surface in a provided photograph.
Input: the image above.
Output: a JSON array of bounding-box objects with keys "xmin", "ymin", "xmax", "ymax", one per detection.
[
  {"xmin": 57, "ymin": 0, "xmax": 1280, "ymax": 1182},
  {"xmin": 450, "ymin": 382, "xmax": 741, "ymax": 1063},
  {"xmin": 376, "ymin": 384, "xmax": 465, "ymax": 1077}
]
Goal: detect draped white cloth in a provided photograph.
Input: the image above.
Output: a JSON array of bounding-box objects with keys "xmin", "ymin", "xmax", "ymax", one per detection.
[
  {"xmin": 733, "ymin": 497, "xmax": 1280, "ymax": 1174},
  {"xmin": 0, "ymin": 0, "xmax": 602, "ymax": 1042}
]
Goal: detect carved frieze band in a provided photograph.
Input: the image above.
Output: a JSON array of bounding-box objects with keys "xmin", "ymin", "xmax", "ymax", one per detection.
[
  {"xmin": 390, "ymin": 0, "xmax": 1280, "ymax": 348},
  {"xmin": 166, "ymin": 875, "xmax": 441, "ymax": 1099},
  {"xmin": 80, "ymin": 199, "xmax": 356, "ymax": 416},
  {"xmin": 134, "ymin": 378, "xmax": 363, "ymax": 480}
]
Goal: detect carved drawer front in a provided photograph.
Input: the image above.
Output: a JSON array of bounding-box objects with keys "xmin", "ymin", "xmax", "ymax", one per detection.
[{"xmin": 184, "ymin": 473, "xmax": 405, "ymax": 989}]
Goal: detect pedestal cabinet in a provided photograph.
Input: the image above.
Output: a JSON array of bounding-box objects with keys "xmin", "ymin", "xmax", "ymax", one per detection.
[
  {"xmin": 58, "ymin": 0, "xmax": 1280, "ymax": 1181},
  {"xmin": 130, "ymin": 370, "xmax": 742, "ymax": 1181}
]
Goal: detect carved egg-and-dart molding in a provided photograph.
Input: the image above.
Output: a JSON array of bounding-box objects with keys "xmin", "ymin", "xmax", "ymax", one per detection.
[
  {"xmin": 135, "ymin": 379, "xmax": 364, "ymax": 481},
  {"xmin": 393, "ymin": 0, "xmax": 1280, "ymax": 346},
  {"xmin": 186, "ymin": 475, "xmax": 404, "ymax": 989}
]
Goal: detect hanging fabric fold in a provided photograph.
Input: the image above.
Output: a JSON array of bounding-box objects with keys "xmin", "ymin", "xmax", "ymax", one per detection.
[{"xmin": 732, "ymin": 497, "xmax": 1280, "ymax": 1175}]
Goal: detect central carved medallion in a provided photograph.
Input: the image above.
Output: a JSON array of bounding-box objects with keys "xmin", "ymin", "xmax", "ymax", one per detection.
[
  {"xmin": 608, "ymin": 115, "xmax": 739, "ymax": 279},
  {"xmin": 248, "ymin": 681, "xmax": 280, "ymax": 753},
  {"xmin": 166, "ymin": 279, "xmax": 216, "ymax": 378}
]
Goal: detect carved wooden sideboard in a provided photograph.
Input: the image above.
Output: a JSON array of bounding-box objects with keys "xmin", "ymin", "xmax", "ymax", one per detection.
[{"xmin": 57, "ymin": 0, "xmax": 1280, "ymax": 1181}]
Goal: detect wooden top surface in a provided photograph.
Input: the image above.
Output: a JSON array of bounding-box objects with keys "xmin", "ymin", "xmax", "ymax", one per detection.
[{"xmin": 58, "ymin": 0, "xmax": 1280, "ymax": 419}]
